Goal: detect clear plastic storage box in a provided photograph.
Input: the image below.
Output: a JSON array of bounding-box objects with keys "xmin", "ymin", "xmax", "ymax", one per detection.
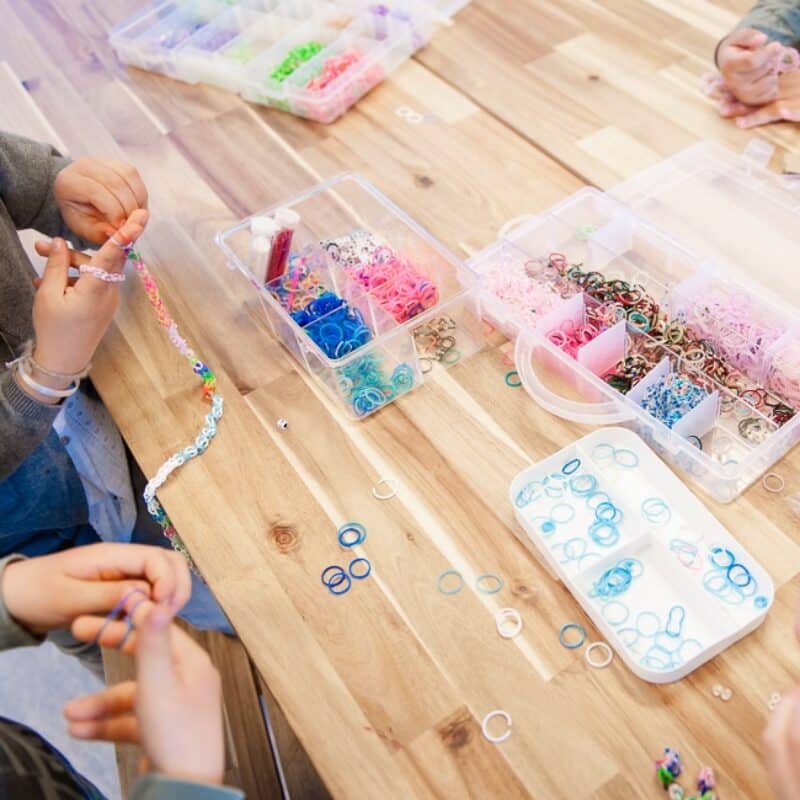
[
  {"xmin": 215, "ymin": 173, "xmax": 482, "ymax": 418},
  {"xmin": 109, "ymin": 0, "xmax": 470, "ymax": 123},
  {"xmin": 470, "ymin": 141, "xmax": 800, "ymax": 503},
  {"xmin": 510, "ymin": 427, "xmax": 773, "ymax": 683}
]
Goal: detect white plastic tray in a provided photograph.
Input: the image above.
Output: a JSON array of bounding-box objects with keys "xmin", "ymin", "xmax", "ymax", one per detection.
[
  {"xmin": 510, "ymin": 427, "xmax": 773, "ymax": 683},
  {"xmin": 109, "ymin": 0, "xmax": 468, "ymax": 123},
  {"xmin": 470, "ymin": 141, "xmax": 800, "ymax": 503}
]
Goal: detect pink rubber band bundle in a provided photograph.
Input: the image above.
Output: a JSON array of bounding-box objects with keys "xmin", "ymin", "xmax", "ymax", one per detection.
[
  {"xmin": 765, "ymin": 336, "xmax": 800, "ymax": 408},
  {"xmin": 127, "ymin": 246, "xmax": 224, "ymax": 570}
]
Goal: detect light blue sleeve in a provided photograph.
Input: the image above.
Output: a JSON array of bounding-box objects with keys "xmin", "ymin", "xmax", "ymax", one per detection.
[
  {"xmin": 736, "ymin": 0, "xmax": 800, "ymax": 46},
  {"xmin": 130, "ymin": 774, "xmax": 245, "ymax": 800}
]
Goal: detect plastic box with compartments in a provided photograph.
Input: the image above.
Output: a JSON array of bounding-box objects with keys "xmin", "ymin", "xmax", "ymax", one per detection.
[
  {"xmin": 469, "ymin": 140, "xmax": 800, "ymax": 503},
  {"xmin": 109, "ymin": 0, "xmax": 470, "ymax": 123}
]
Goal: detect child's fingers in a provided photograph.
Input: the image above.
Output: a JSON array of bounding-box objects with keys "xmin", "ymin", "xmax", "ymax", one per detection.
[
  {"xmin": 764, "ymin": 692, "xmax": 800, "ymax": 800},
  {"xmin": 736, "ymin": 102, "xmax": 782, "ymax": 128},
  {"xmin": 727, "ymin": 28, "xmax": 768, "ymax": 50},
  {"xmin": 719, "ymin": 98, "xmax": 755, "ymax": 117},
  {"xmin": 34, "ymin": 240, "xmax": 91, "ymax": 267},
  {"xmin": 72, "ymin": 616, "xmax": 138, "ymax": 654},
  {"xmin": 64, "ymin": 681, "xmax": 136, "ymax": 722},
  {"xmin": 68, "ymin": 713, "xmax": 140, "ymax": 744},
  {"xmin": 78, "ymin": 209, "xmax": 148, "ymax": 288}
]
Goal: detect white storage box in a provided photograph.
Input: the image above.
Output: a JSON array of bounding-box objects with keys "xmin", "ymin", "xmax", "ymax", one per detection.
[
  {"xmin": 110, "ymin": 0, "xmax": 470, "ymax": 123},
  {"xmin": 510, "ymin": 427, "xmax": 773, "ymax": 683},
  {"xmin": 215, "ymin": 173, "xmax": 482, "ymax": 418},
  {"xmin": 470, "ymin": 141, "xmax": 800, "ymax": 503}
]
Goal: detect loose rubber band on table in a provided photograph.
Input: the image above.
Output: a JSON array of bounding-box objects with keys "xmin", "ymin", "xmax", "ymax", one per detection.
[
  {"xmin": 329, "ymin": 573, "xmax": 352, "ymax": 595},
  {"xmin": 476, "ymin": 573, "xmax": 504, "ymax": 594},
  {"xmin": 338, "ymin": 522, "xmax": 367, "ymax": 548},
  {"xmin": 372, "ymin": 478, "xmax": 398, "ymax": 500},
  {"xmin": 495, "ymin": 608, "xmax": 523, "ymax": 639},
  {"xmin": 763, "ymin": 472, "xmax": 785, "ymax": 493},
  {"xmin": 321, "ymin": 565, "xmax": 347, "ymax": 586},
  {"xmin": 481, "ymin": 710, "xmax": 512, "ymax": 744},
  {"xmin": 437, "ymin": 569, "xmax": 464, "ymax": 595},
  {"xmin": 504, "ymin": 370, "xmax": 522, "ymax": 387},
  {"xmin": 559, "ymin": 622, "xmax": 586, "ymax": 649},
  {"xmin": 585, "ymin": 642, "xmax": 614, "ymax": 669},
  {"xmin": 349, "ymin": 557, "xmax": 372, "ymax": 579},
  {"xmin": 128, "ymin": 247, "xmax": 223, "ymax": 572}
]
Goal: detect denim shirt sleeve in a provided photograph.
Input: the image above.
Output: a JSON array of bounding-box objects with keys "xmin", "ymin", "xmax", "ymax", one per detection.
[
  {"xmin": 736, "ymin": 0, "xmax": 800, "ymax": 46},
  {"xmin": 0, "ymin": 555, "xmax": 45, "ymax": 651},
  {"xmin": 130, "ymin": 774, "xmax": 245, "ymax": 800}
]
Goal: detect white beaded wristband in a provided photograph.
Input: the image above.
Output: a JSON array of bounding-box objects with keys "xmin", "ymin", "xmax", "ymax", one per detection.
[
  {"xmin": 79, "ymin": 264, "xmax": 126, "ymax": 283},
  {"xmin": 15, "ymin": 359, "xmax": 80, "ymax": 399}
]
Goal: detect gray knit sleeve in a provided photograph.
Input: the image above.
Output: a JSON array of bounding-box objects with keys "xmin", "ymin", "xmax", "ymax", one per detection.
[{"xmin": 735, "ymin": 0, "xmax": 800, "ymax": 46}]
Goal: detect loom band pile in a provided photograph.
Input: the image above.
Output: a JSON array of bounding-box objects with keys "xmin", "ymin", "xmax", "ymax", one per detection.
[{"xmin": 588, "ymin": 520, "xmax": 620, "ymax": 547}]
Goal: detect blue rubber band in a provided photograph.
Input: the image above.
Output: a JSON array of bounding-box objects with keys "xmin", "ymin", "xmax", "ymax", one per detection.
[
  {"xmin": 614, "ymin": 448, "xmax": 639, "ymax": 468},
  {"xmin": 710, "ymin": 546, "xmax": 735, "ymax": 569},
  {"xmin": 349, "ymin": 557, "xmax": 372, "ymax": 580},
  {"xmin": 337, "ymin": 522, "xmax": 367, "ymax": 548},
  {"xmin": 569, "ymin": 474, "xmax": 598, "ymax": 496},
  {"xmin": 755, "ymin": 595, "xmax": 769, "ymax": 609},
  {"xmin": 586, "ymin": 491, "xmax": 612, "ymax": 511},
  {"xmin": 476, "ymin": 573, "xmax": 504, "ymax": 594},
  {"xmin": 437, "ymin": 569, "xmax": 464, "ymax": 596},
  {"xmin": 562, "ymin": 458, "xmax": 581, "ymax": 475},
  {"xmin": 321, "ymin": 565, "xmax": 347, "ymax": 587},
  {"xmin": 635, "ymin": 611, "xmax": 661, "ymax": 637},
  {"xmin": 329, "ymin": 573, "xmax": 352, "ymax": 595},
  {"xmin": 665, "ymin": 605, "xmax": 686, "ymax": 638},
  {"xmin": 563, "ymin": 537, "xmax": 587, "ymax": 560},
  {"xmin": 727, "ymin": 562, "xmax": 752, "ymax": 588},
  {"xmin": 540, "ymin": 520, "xmax": 556, "ymax": 535},
  {"xmin": 617, "ymin": 558, "xmax": 644, "ymax": 578},
  {"xmin": 601, "ymin": 600, "xmax": 630, "ymax": 626},
  {"xmin": 591, "ymin": 443, "xmax": 615, "ymax": 463},
  {"xmin": 588, "ymin": 520, "xmax": 620, "ymax": 547},
  {"xmin": 559, "ymin": 622, "xmax": 586, "ymax": 649}
]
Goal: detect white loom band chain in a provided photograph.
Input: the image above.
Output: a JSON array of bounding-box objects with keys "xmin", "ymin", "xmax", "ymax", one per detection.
[
  {"xmin": 585, "ymin": 642, "xmax": 614, "ymax": 669},
  {"xmin": 495, "ymin": 608, "xmax": 523, "ymax": 639},
  {"xmin": 481, "ymin": 710, "xmax": 512, "ymax": 744},
  {"xmin": 372, "ymin": 477, "xmax": 398, "ymax": 500},
  {"xmin": 79, "ymin": 264, "xmax": 126, "ymax": 283}
]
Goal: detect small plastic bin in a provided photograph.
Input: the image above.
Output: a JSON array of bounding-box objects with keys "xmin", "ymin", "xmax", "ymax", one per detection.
[
  {"xmin": 110, "ymin": 0, "xmax": 452, "ymax": 123},
  {"xmin": 215, "ymin": 173, "xmax": 481, "ymax": 419},
  {"xmin": 510, "ymin": 427, "xmax": 773, "ymax": 683},
  {"xmin": 470, "ymin": 143, "xmax": 800, "ymax": 503}
]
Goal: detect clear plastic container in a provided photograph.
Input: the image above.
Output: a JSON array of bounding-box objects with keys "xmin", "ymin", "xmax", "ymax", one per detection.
[
  {"xmin": 110, "ymin": 0, "xmax": 460, "ymax": 123},
  {"xmin": 215, "ymin": 173, "xmax": 481, "ymax": 419},
  {"xmin": 510, "ymin": 427, "xmax": 773, "ymax": 683},
  {"xmin": 470, "ymin": 142, "xmax": 800, "ymax": 503}
]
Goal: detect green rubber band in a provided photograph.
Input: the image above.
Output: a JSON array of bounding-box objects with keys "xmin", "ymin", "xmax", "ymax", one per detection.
[
  {"xmin": 505, "ymin": 370, "xmax": 522, "ymax": 388},
  {"xmin": 476, "ymin": 572, "xmax": 504, "ymax": 594}
]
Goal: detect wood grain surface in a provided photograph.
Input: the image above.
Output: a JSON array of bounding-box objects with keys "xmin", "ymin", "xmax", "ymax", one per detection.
[{"xmin": 2, "ymin": 1, "xmax": 799, "ymax": 798}]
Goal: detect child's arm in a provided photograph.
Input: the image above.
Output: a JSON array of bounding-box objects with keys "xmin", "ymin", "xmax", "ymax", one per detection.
[{"xmin": 715, "ymin": 2, "xmax": 800, "ymax": 105}]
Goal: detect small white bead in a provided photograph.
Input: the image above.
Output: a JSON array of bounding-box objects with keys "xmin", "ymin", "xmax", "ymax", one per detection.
[{"xmin": 277, "ymin": 418, "xmax": 289, "ymax": 430}]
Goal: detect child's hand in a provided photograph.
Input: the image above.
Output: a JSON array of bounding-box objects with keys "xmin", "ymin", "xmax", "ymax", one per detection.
[
  {"xmin": 21, "ymin": 209, "xmax": 148, "ymax": 402},
  {"xmin": 764, "ymin": 689, "xmax": 800, "ymax": 800},
  {"xmin": 65, "ymin": 604, "xmax": 225, "ymax": 787},
  {"xmin": 54, "ymin": 157, "xmax": 148, "ymax": 245},
  {"xmin": 1, "ymin": 543, "xmax": 191, "ymax": 635},
  {"xmin": 718, "ymin": 28, "xmax": 784, "ymax": 106},
  {"xmin": 721, "ymin": 69, "xmax": 800, "ymax": 128}
]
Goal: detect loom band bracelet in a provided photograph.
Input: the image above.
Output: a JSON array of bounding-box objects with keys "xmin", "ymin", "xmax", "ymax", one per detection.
[
  {"xmin": 635, "ymin": 611, "xmax": 661, "ymax": 638},
  {"xmin": 562, "ymin": 457, "xmax": 581, "ymax": 475},
  {"xmin": 601, "ymin": 600, "xmax": 630, "ymax": 627},
  {"xmin": 349, "ymin": 557, "xmax": 372, "ymax": 579},
  {"xmin": 709, "ymin": 546, "xmax": 736, "ymax": 570},
  {"xmin": 476, "ymin": 573, "xmax": 504, "ymax": 595},
  {"xmin": 550, "ymin": 503, "xmax": 576, "ymax": 525},
  {"xmin": 569, "ymin": 474, "xmax": 598, "ymax": 496},
  {"xmin": 437, "ymin": 569, "xmax": 464, "ymax": 595},
  {"xmin": 337, "ymin": 523, "xmax": 367, "ymax": 548},
  {"xmin": 613, "ymin": 449, "xmax": 639, "ymax": 468},
  {"xmin": 504, "ymin": 371, "xmax": 522, "ymax": 387},
  {"xmin": 559, "ymin": 622, "xmax": 587, "ymax": 649}
]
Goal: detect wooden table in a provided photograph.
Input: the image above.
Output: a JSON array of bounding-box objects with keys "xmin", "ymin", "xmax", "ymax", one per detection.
[{"xmin": 3, "ymin": 1, "xmax": 800, "ymax": 797}]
